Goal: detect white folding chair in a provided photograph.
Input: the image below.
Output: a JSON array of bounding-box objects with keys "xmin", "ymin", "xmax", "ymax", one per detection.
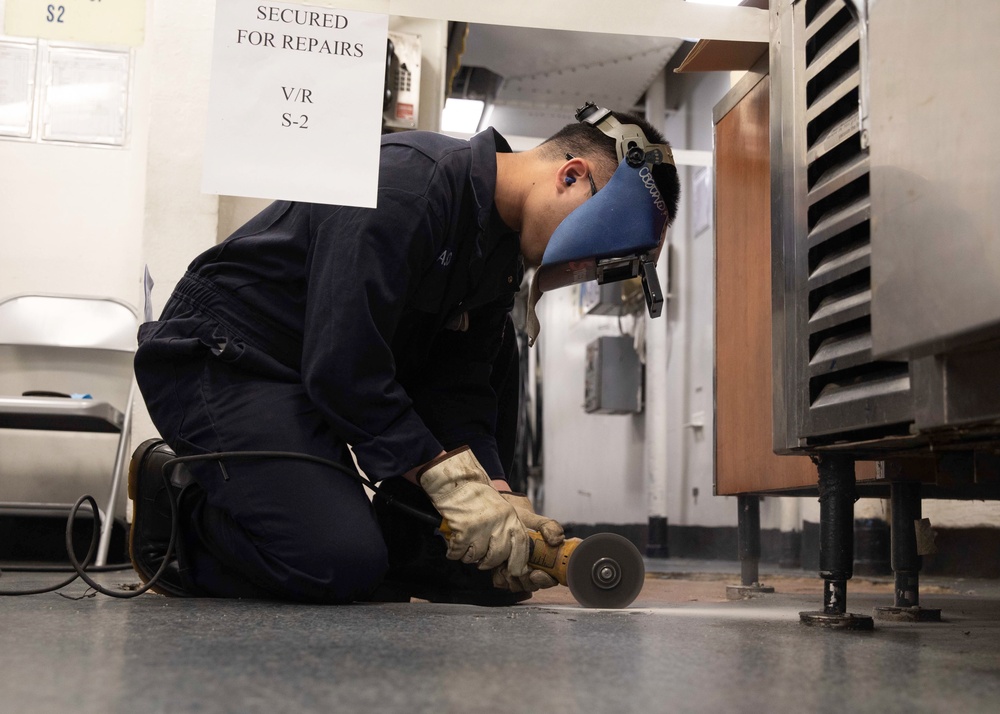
[{"xmin": 0, "ymin": 294, "xmax": 138, "ymax": 566}]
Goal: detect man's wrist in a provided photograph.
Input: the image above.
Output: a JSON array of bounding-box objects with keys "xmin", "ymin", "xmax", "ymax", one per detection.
[
  {"xmin": 403, "ymin": 450, "xmax": 447, "ymax": 485},
  {"xmin": 491, "ymin": 479, "xmax": 512, "ymax": 492}
]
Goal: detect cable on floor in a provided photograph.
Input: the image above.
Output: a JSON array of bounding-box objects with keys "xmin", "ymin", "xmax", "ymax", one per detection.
[{"xmin": 0, "ymin": 450, "xmax": 440, "ymax": 598}]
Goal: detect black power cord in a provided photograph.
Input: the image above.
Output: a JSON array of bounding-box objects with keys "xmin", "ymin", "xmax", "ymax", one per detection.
[{"xmin": 0, "ymin": 449, "xmax": 440, "ymax": 599}]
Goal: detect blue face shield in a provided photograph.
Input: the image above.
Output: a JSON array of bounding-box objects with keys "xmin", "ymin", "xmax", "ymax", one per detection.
[{"xmin": 526, "ymin": 103, "xmax": 676, "ymax": 345}]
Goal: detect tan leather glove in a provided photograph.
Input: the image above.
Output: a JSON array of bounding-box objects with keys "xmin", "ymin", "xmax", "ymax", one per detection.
[
  {"xmin": 501, "ymin": 493, "xmax": 565, "ymax": 547},
  {"xmin": 492, "ymin": 492, "xmax": 566, "ymax": 592},
  {"xmin": 417, "ymin": 447, "xmax": 531, "ymax": 576}
]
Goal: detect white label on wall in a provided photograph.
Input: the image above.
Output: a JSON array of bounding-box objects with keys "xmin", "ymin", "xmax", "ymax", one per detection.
[
  {"xmin": 4, "ymin": 0, "xmax": 146, "ymax": 47},
  {"xmin": 201, "ymin": 0, "xmax": 388, "ymax": 208},
  {"xmin": 0, "ymin": 41, "xmax": 36, "ymax": 138},
  {"xmin": 41, "ymin": 46, "xmax": 130, "ymax": 145}
]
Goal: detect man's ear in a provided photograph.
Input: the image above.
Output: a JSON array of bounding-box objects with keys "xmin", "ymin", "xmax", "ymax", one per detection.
[{"xmin": 557, "ymin": 156, "xmax": 589, "ymax": 192}]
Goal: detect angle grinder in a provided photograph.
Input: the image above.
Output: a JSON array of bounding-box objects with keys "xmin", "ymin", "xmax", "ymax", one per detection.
[
  {"xmin": 379, "ymin": 476, "xmax": 647, "ymax": 608},
  {"xmin": 439, "ymin": 519, "xmax": 645, "ymax": 608},
  {"xmin": 523, "ymin": 530, "xmax": 646, "ymax": 608}
]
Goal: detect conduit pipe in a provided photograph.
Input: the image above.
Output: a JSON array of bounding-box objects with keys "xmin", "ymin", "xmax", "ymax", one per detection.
[{"xmin": 643, "ymin": 68, "xmax": 669, "ymax": 557}]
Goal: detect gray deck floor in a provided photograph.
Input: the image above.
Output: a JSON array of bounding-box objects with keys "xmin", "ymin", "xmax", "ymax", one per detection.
[{"xmin": 2, "ymin": 561, "xmax": 999, "ymax": 713}]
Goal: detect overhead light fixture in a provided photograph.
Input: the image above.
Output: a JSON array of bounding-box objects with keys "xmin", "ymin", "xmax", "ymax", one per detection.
[
  {"xmin": 686, "ymin": 0, "xmax": 745, "ymax": 6},
  {"xmin": 441, "ymin": 98, "xmax": 485, "ymax": 133}
]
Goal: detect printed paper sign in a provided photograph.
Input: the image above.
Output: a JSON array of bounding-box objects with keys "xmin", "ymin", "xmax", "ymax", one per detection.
[
  {"xmin": 202, "ymin": 1, "xmax": 388, "ymax": 208},
  {"xmin": 4, "ymin": 0, "xmax": 146, "ymax": 47}
]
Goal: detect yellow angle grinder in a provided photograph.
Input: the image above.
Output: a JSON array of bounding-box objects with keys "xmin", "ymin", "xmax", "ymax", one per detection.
[
  {"xmin": 441, "ymin": 519, "xmax": 645, "ymax": 608},
  {"xmin": 523, "ymin": 530, "xmax": 646, "ymax": 608}
]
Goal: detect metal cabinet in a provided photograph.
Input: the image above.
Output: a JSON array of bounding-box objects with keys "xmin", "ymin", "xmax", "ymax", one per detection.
[
  {"xmin": 770, "ymin": 0, "xmax": 1000, "ymax": 456},
  {"xmin": 763, "ymin": 0, "xmax": 1000, "ymax": 626},
  {"xmin": 714, "ymin": 0, "xmax": 1000, "ymax": 625}
]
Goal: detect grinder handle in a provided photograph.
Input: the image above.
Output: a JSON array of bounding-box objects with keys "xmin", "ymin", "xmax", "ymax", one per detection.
[
  {"xmin": 438, "ymin": 519, "xmax": 581, "ymax": 586},
  {"xmin": 525, "ymin": 530, "xmax": 582, "ymax": 586}
]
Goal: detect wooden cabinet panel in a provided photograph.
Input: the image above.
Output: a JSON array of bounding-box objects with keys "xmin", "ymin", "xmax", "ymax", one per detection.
[{"xmin": 714, "ymin": 74, "xmax": 817, "ymax": 494}]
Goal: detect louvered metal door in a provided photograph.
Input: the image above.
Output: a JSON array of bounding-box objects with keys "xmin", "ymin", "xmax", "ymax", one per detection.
[{"xmin": 770, "ymin": 0, "xmax": 914, "ymax": 453}]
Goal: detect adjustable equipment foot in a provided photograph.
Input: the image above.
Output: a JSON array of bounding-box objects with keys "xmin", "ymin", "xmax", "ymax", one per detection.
[
  {"xmin": 728, "ymin": 495, "xmax": 775, "ymax": 600},
  {"xmin": 800, "ymin": 579, "xmax": 874, "ymax": 630},
  {"xmin": 873, "ymin": 605, "xmax": 941, "ymax": 622},
  {"xmin": 798, "ymin": 455, "xmax": 874, "ymax": 631},
  {"xmin": 873, "ymin": 481, "xmax": 942, "ymax": 623},
  {"xmin": 727, "ymin": 583, "xmax": 775, "ymax": 600}
]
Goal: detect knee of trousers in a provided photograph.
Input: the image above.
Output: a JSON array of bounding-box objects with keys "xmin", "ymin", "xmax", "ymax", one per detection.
[{"xmin": 277, "ymin": 532, "xmax": 390, "ymax": 603}]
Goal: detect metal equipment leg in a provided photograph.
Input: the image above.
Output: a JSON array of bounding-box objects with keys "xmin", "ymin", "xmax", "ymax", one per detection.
[
  {"xmin": 646, "ymin": 516, "xmax": 669, "ymax": 558},
  {"xmin": 800, "ymin": 454, "xmax": 874, "ymax": 630},
  {"xmin": 727, "ymin": 495, "xmax": 774, "ymax": 599},
  {"xmin": 873, "ymin": 481, "xmax": 942, "ymax": 622}
]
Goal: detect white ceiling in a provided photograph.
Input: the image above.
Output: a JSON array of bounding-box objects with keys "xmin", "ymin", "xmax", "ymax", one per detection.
[
  {"xmin": 375, "ymin": 0, "xmax": 768, "ymax": 42},
  {"xmin": 460, "ymin": 24, "xmax": 685, "ymax": 113}
]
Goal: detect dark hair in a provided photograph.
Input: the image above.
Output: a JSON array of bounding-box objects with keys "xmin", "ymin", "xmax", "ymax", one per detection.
[{"xmin": 540, "ymin": 110, "xmax": 680, "ymax": 225}]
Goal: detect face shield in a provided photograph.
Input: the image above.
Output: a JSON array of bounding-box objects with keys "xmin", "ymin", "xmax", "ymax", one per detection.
[{"xmin": 526, "ymin": 102, "xmax": 676, "ymax": 346}]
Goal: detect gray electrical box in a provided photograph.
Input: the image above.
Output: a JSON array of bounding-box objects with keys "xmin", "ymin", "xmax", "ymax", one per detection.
[
  {"xmin": 580, "ymin": 277, "xmax": 644, "ymax": 316},
  {"xmin": 584, "ymin": 336, "xmax": 642, "ymax": 414},
  {"xmin": 580, "ymin": 280, "xmax": 628, "ymax": 316}
]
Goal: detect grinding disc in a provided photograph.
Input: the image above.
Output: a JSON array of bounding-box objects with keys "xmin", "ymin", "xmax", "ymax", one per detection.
[{"xmin": 565, "ymin": 533, "xmax": 645, "ymax": 608}]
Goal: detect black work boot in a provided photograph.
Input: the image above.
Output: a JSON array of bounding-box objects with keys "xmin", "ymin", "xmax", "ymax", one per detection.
[
  {"xmin": 127, "ymin": 439, "xmax": 196, "ymax": 597},
  {"xmin": 370, "ymin": 477, "xmax": 530, "ymax": 606}
]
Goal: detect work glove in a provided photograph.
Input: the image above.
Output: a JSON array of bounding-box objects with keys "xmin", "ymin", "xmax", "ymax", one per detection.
[
  {"xmin": 417, "ymin": 447, "xmax": 531, "ymax": 577},
  {"xmin": 492, "ymin": 492, "xmax": 566, "ymax": 592}
]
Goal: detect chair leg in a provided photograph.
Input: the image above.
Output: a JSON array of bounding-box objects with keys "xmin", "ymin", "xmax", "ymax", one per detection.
[{"xmin": 96, "ymin": 382, "xmax": 136, "ymax": 566}]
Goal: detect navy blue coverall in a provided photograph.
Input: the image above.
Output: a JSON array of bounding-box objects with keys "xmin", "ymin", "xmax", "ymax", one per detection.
[{"xmin": 134, "ymin": 129, "xmax": 523, "ymax": 602}]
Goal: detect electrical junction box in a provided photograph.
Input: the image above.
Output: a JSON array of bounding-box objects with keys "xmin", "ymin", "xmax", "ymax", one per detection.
[
  {"xmin": 580, "ymin": 279, "xmax": 640, "ymax": 316},
  {"xmin": 584, "ymin": 336, "xmax": 643, "ymax": 414},
  {"xmin": 384, "ymin": 31, "xmax": 421, "ymax": 130},
  {"xmin": 579, "ymin": 247, "xmax": 671, "ymax": 316}
]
